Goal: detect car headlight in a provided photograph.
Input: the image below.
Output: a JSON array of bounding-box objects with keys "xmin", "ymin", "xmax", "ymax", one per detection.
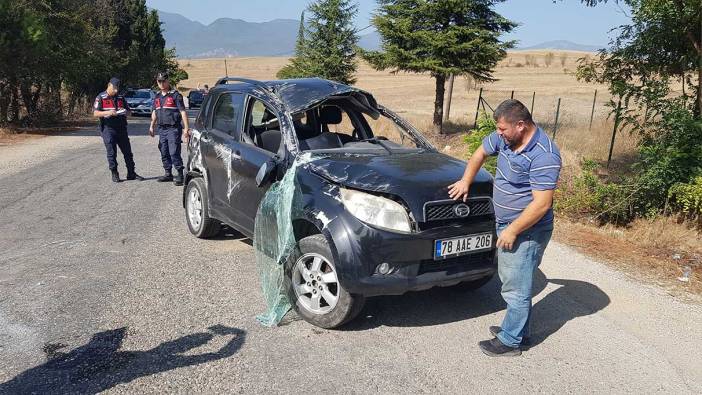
[{"xmin": 340, "ymin": 188, "xmax": 412, "ymax": 233}]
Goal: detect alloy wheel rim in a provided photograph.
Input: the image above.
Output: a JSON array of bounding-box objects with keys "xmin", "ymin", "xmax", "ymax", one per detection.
[
  {"xmin": 292, "ymin": 253, "xmax": 339, "ymax": 315},
  {"xmin": 187, "ymin": 187, "xmax": 202, "ymax": 229}
]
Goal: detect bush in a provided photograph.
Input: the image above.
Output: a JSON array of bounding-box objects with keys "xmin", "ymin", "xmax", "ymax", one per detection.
[
  {"xmin": 464, "ymin": 113, "xmax": 497, "ymax": 174},
  {"xmin": 669, "ymin": 176, "xmax": 702, "ymax": 219},
  {"xmin": 555, "ymin": 159, "xmax": 634, "ymax": 224},
  {"xmin": 631, "ymin": 104, "xmax": 702, "ymax": 217}
]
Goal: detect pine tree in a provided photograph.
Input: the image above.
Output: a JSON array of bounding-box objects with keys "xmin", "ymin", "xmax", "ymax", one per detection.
[
  {"xmin": 277, "ymin": 12, "xmax": 310, "ymax": 79},
  {"xmin": 277, "ymin": 0, "xmax": 358, "ymax": 85},
  {"xmin": 361, "ymin": 0, "xmax": 516, "ymax": 133}
]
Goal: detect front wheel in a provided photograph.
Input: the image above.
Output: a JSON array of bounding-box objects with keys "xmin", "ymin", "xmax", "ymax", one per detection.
[
  {"xmin": 285, "ymin": 234, "xmax": 365, "ymax": 328},
  {"xmin": 185, "ymin": 177, "xmax": 221, "ymax": 238}
]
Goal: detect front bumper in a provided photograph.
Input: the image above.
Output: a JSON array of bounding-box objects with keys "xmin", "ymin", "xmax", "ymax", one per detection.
[
  {"xmin": 131, "ymin": 106, "xmax": 152, "ymax": 116},
  {"xmin": 325, "ymin": 211, "xmax": 497, "ymax": 297}
]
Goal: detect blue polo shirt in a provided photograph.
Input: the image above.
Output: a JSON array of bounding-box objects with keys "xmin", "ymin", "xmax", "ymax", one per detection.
[{"xmin": 482, "ymin": 127, "xmax": 562, "ymax": 226}]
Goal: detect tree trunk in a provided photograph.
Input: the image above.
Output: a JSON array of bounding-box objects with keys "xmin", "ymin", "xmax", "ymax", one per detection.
[
  {"xmin": 9, "ymin": 83, "xmax": 19, "ymax": 124},
  {"xmin": 697, "ymin": 57, "xmax": 701, "ymax": 117},
  {"xmin": 0, "ymin": 82, "xmax": 8, "ymax": 124},
  {"xmin": 433, "ymin": 74, "xmax": 446, "ymax": 134}
]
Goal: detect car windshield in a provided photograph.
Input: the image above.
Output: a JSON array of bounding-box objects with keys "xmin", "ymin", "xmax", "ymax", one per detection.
[
  {"xmin": 190, "ymin": 91, "xmax": 203, "ymax": 99},
  {"xmin": 292, "ymin": 98, "xmax": 432, "ymax": 153},
  {"xmin": 126, "ymin": 91, "xmax": 151, "ymax": 99}
]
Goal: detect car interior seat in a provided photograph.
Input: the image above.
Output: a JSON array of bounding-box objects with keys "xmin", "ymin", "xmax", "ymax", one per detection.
[{"xmin": 258, "ymin": 129, "xmax": 281, "ymax": 154}]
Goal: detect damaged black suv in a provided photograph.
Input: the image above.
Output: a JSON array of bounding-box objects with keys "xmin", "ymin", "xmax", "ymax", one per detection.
[{"xmin": 183, "ymin": 77, "xmax": 497, "ymax": 328}]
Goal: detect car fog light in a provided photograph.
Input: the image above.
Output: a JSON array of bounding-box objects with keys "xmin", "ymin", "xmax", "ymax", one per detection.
[{"xmin": 377, "ymin": 262, "xmax": 391, "ymax": 275}]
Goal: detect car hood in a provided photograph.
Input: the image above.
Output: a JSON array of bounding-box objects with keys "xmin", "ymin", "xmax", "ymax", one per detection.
[{"xmin": 306, "ymin": 151, "xmax": 493, "ymax": 221}]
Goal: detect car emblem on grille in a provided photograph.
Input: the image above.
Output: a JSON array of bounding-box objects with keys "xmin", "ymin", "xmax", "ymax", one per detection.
[{"xmin": 453, "ymin": 203, "xmax": 471, "ymax": 218}]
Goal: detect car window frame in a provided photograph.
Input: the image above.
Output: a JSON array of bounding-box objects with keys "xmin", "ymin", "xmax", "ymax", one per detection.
[{"xmin": 209, "ymin": 92, "xmax": 244, "ymax": 140}]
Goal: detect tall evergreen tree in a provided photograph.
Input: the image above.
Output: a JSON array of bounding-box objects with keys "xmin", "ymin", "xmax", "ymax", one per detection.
[
  {"xmin": 277, "ymin": 11, "xmax": 310, "ymax": 79},
  {"xmin": 277, "ymin": 0, "xmax": 359, "ymax": 85},
  {"xmin": 361, "ymin": 0, "xmax": 515, "ymax": 133}
]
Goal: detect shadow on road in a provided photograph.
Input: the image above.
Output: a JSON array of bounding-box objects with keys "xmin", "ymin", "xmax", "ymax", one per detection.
[
  {"xmin": 343, "ymin": 270, "xmax": 610, "ymax": 349},
  {"xmin": 527, "ymin": 278, "xmax": 611, "ymax": 348},
  {"xmin": 211, "ymin": 226, "xmax": 253, "ymax": 246},
  {"xmin": 0, "ymin": 325, "xmax": 245, "ymax": 394}
]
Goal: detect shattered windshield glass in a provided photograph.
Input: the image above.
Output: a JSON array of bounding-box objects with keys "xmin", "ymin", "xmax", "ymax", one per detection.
[{"xmin": 254, "ymin": 153, "xmax": 319, "ymax": 326}]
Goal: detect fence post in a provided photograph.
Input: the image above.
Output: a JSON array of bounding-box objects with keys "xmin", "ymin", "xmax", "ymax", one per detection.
[
  {"xmin": 473, "ymin": 87, "xmax": 483, "ymax": 127},
  {"xmin": 552, "ymin": 98, "xmax": 561, "ymax": 140},
  {"xmin": 444, "ymin": 74, "xmax": 455, "ymax": 122},
  {"xmin": 224, "ymin": 58, "xmax": 229, "ymax": 77},
  {"xmin": 530, "ymin": 91, "xmax": 535, "ymax": 114},
  {"xmin": 510, "ymin": 90, "xmax": 514, "ymax": 99},
  {"xmin": 607, "ymin": 99, "xmax": 622, "ymax": 169},
  {"xmin": 589, "ymin": 89, "xmax": 597, "ymax": 130}
]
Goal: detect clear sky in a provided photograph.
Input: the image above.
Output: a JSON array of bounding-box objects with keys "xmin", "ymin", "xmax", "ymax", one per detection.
[{"xmin": 145, "ymin": 0, "xmax": 631, "ymax": 47}]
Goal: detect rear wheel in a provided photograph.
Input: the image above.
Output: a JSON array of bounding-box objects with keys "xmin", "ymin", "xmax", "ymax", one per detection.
[
  {"xmin": 185, "ymin": 177, "xmax": 221, "ymax": 238},
  {"xmin": 285, "ymin": 234, "xmax": 365, "ymax": 328}
]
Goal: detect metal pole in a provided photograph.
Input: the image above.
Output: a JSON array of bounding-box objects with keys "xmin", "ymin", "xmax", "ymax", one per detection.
[
  {"xmin": 473, "ymin": 87, "xmax": 483, "ymax": 127},
  {"xmin": 444, "ymin": 74, "xmax": 455, "ymax": 122},
  {"xmin": 224, "ymin": 58, "xmax": 229, "ymax": 77},
  {"xmin": 510, "ymin": 90, "xmax": 514, "ymax": 99},
  {"xmin": 607, "ymin": 100, "xmax": 622, "ymax": 169},
  {"xmin": 552, "ymin": 98, "xmax": 561, "ymax": 140},
  {"xmin": 530, "ymin": 91, "xmax": 535, "ymax": 114},
  {"xmin": 589, "ymin": 89, "xmax": 597, "ymax": 130}
]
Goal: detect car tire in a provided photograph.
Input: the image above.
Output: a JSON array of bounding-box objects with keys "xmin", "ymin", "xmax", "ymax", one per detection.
[
  {"xmin": 285, "ymin": 234, "xmax": 365, "ymax": 329},
  {"xmin": 185, "ymin": 177, "xmax": 221, "ymax": 238},
  {"xmin": 451, "ymin": 274, "xmax": 494, "ymax": 291}
]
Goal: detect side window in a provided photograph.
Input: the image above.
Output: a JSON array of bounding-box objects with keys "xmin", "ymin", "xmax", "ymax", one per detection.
[
  {"xmin": 245, "ymin": 97, "xmax": 281, "ymax": 154},
  {"xmin": 211, "ymin": 93, "xmax": 241, "ymax": 138}
]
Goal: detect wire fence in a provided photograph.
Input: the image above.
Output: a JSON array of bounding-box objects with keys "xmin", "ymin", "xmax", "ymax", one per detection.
[{"xmin": 466, "ymin": 88, "xmax": 628, "ymax": 167}]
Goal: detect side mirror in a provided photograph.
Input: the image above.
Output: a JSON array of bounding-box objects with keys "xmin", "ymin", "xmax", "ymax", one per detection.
[{"xmin": 256, "ymin": 159, "xmax": 278, "ymax": 187}]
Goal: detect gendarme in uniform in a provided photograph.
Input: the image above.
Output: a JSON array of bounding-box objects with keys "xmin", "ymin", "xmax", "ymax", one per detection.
[
  {"xmin": 93, "ymin": 77, "xmax": 142, "ymax": 182},
  {"xmin": 151, "ymin": 72, "xmax": 187, "ymax": 185}
]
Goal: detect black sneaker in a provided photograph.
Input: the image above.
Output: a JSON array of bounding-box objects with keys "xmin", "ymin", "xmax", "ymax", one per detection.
[
  {"xmin": 126, "ymin": 172, "xmax": 144, "ymax": 181},
  {"xmin": 478, "ymin": 337, "xmax": 521, "ymax": 357},
  {"xmin": 157, "ymin": 173, "xmax": 173, "ymax": 182},
  {"xmin": 489, "ymin": 326, "xmax": 531, "ymax": 346},
  {"xmin": 111, "ymin": 170, "xmax": 121, "ymax": 183}
]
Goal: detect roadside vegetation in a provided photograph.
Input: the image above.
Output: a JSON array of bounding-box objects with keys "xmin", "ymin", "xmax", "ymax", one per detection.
[{"xmin": 0, "ymin": 0, "xmax": 187, "ymax": 129}]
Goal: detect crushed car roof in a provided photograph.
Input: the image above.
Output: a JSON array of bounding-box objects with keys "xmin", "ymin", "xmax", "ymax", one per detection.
[{"xmin": 214, "ymin": 77, "xmax": 379, "ymax": 115}]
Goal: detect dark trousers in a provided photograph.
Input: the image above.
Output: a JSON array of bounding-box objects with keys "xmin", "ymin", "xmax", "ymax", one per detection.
[
  {"xmin": 101, "ymin": 127, "xmax": 135, "ymax": 172},
  {"xmin": 158, "ymin": 126, "xmax": 183, "ymax": 172}
]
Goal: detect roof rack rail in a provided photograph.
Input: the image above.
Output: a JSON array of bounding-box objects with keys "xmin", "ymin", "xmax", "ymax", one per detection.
[{"xmin": 215, "ymin": 77, "xmax": 274, "ymax": 92}]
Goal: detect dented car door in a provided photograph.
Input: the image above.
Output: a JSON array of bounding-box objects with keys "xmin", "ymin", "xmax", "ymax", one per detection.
[{"xmin": 200, "ymin": 92, "xmax": 247, "ymax": 227}]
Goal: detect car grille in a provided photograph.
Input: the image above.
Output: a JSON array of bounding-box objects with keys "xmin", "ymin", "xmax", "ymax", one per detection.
[
  {"xmin": 418, "ymin": 250, "xmax": 494, "ymax": 275},
  {"xmin": 423, "ymin": 198, "xmax": 493, "ymax": 221}
]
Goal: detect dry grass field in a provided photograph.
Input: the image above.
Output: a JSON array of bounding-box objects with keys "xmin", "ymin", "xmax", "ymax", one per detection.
[
  {"xmin": 178, "ymin": 52, "xmax": 701, "ymax": 293},
  {"xmin": 178, "ymin": 51, "xmax": 635, "ymax": 164}
]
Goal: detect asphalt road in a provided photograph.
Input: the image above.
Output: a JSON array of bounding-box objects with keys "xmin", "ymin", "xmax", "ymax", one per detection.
[{"xmin": 1, "ymin": 115, "xmax": 701, "ymax": 393}]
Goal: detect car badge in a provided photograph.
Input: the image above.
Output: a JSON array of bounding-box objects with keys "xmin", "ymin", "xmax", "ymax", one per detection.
[{"xmin": 453, "ymin": 203, "xmax": 471, "ymax": 218}]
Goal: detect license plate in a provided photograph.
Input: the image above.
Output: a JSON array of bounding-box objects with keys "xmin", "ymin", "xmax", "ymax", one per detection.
[{"xmin": 434, "ymin": 233, "xmax": 492, "ymax": 259}]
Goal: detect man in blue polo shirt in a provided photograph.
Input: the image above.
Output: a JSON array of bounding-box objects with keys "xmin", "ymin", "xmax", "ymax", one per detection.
[{"xmin": 449, "ymin": 99, "xmax": 561, "ymax": 357}]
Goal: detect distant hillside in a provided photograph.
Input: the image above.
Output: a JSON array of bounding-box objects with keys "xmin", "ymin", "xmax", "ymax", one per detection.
[
  {"xmin": 517, "ymin": 40, "xmax": 604, "ymax": 52},
  {"xmin": 157, "ymin": 10, "xmax": 381, "ymax": 58}
]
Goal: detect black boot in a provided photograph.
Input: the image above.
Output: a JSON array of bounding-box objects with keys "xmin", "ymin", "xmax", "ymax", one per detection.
[
  {"xmin": 111, "ymin": 169, "xmax": 121, "ymax": 183},
  {"xmin": 126, "ymin": 170, "xmax": 144, "ymax": 181},
  {"xmin": 157, "ymin": 170, "xmax": 173, "ymax": 182},
  {"xmin": 173, "ymin": 169, "xmax": 184, "ymax": 186}
]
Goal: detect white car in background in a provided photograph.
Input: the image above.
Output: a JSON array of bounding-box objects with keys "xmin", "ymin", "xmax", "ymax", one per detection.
[{"xmin": 125, "ymin": 89, "xmax": 156, "ymax": 116}]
